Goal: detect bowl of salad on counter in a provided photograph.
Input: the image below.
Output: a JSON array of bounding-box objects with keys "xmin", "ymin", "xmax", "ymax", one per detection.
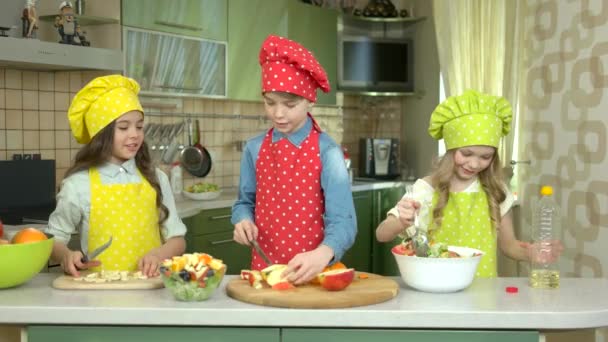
[
  {"xmin": 182, "ymin": 182, "xmax": 221, "ymax": 201},
  {"xmin": 160, "ymin": 253, "xmax": 226, "ymax": 301},
  {"xmin": 392, "ymin": 241, "xmax": 484, "ymax": 293}
]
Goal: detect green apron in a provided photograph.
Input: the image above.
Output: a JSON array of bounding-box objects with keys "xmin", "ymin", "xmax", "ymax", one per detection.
[{"xmin": 429, "ymin": 189, "xmax": 497, "ymax": 278}]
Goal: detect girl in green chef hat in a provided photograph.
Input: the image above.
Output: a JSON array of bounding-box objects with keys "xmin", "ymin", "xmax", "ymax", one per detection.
[{"xmin": 376, "ymin": 90, "xmax": 560, "ymax": 277}]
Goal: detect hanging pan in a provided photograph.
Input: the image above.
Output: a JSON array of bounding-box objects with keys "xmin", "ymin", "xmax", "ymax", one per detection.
[{"xmin": 180, "ymin": 119, "xmax": 212, "ymax": 178}]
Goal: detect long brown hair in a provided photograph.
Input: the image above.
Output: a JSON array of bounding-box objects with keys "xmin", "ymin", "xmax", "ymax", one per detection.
[
  {"xmin": 429, "ymin": 148, "xmax": 505, "ymax": 231},
  {"xmin": 65, "ymin": 121, "xmax": 169, "ymax": 224}
]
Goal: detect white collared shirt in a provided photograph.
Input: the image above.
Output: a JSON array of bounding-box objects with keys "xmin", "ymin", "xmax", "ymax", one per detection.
[{"xmin": 46, "ymin": 159, "xmax": 186, "ymax": 254}]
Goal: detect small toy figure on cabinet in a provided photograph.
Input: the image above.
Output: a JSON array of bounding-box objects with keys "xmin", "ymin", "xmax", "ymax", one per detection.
[
  {"xmin": 21, "ymin": 0, "xmax": 39, "ymax": 38},
  {"xmin": 54, "ymin": 1, "xmax": 83, "ymax": 45},
  {"xmin": 74, "ymin": 24, "xmax": 90, "ymax": 46}
]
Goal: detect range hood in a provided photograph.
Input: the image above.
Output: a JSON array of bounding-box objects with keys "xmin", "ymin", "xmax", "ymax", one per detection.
[{"xmin": 0, "ymin": 37, "xmax": 123, "ymax": 71}]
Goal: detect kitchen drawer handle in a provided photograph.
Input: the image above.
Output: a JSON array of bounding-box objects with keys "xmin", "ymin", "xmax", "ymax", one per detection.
[
  {"xmin": 210, "ymin": 214, "xmax": 232, "ymax": 220},
  {"xmin": 210, "ymin": 238, "xmax": 235, "ymax": 246},
  {"xmin": 154, "ymin": 20, "xmax": 203, "ymax": 31}
]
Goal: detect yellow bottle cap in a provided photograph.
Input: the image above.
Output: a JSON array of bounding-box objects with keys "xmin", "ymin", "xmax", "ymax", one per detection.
[{"xmin": 540, "ymin": 186, "xmax": 553, "ymax": 196}]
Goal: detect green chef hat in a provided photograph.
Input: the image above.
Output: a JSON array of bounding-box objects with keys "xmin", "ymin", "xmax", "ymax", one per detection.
[{"xmin": 428, "ymin": 90, "xmax": 512, "ymax": 149}]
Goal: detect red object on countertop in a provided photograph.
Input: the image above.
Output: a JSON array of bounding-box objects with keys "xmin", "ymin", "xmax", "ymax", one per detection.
[{"xmin": 506, "ymin": 286, "xmax": 518, "ymax": 294}]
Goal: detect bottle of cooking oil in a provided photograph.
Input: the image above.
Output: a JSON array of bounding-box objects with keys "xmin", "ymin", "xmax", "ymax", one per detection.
[{"xmin": 529, "ymin": 185, "xmax": 561, "ymax": 288}]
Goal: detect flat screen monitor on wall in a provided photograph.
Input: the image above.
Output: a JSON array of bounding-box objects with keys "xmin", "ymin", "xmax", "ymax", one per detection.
[{"xmin": 338, "ymin": 36, "xmax": 414, "ymax": 93}]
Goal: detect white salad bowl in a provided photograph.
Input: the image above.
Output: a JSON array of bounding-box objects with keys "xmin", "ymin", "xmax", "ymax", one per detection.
[
  {"xmin": 182, "ymin": 190, "xmax": 222, "ymax": 201},
  {"xmin": 392, "ymin": 245, "xmax": 484, "ymax": 293}
]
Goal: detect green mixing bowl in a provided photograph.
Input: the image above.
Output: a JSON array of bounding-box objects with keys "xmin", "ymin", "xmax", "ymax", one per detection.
[{"xmin": 0, "ymin": 234, "xmax": 54, "ymax": 289}]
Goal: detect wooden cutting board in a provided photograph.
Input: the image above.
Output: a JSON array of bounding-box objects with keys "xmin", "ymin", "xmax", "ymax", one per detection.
[
  {"xmin": 52, "ymin": 274, "xmax": 164, "ymax": 290},
  {"xmin": 225, "ymin": 272, "xmax": 399, "ymax": 309}
]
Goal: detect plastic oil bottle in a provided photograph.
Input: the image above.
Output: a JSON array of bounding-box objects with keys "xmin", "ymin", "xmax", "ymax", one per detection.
[{"xmin": 529, "ymin": 185, "xmax": 561, "ymax": 289}]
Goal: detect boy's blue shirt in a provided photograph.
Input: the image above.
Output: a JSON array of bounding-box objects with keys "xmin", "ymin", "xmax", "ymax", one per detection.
[{"xmin": 231, "ymin": 116, "xmax": 357, "ymax": 262}]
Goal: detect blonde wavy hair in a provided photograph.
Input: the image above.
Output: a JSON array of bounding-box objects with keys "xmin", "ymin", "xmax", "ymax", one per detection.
[{"xmin": 429, "ymin": 148, "xmax": 506, "ymax": 232}]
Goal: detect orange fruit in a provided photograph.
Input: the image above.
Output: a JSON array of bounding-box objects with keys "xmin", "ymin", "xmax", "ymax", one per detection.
[
  {"xmin": 310, "ymin": 262, "xmax": 347, "ymax": 285},
  {"xmin": 11, "ymin": 228, "xmax": 48, "ymax": 244},
  {"xmin": 325, "ymin": 262, "xmax": 347, "ymax": 271}
]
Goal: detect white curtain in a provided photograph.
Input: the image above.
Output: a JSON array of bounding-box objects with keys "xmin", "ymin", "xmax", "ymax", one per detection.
[{"xmin": 432, "ymin": 0, "xmax": 526, "ymax": 167}]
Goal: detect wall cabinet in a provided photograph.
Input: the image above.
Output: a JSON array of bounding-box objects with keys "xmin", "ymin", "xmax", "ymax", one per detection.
[
  {"xmin": 122, "ymin": 0, "xmax": 227, "ymax": 41},
  {"xmin": 227, "ymin": 0, "xmax": 337, "ymax": 104},
  {"xmin": 227, "ymin": 0, "xmax": 288, "ymax": 101},
  {"xmin": 123, "ymin": 27, "xmax": 227, "ymax": 98},
  {"xmin": 286, "ymin": 0, "xmax": 337, "ymax": 105},
  {"xmin": 182, "ymin": 207, "xmax": 250, "ymax": 275}
]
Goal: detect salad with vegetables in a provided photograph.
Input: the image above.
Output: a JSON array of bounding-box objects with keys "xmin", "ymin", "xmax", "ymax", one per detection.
[
  {"xmin": 160, "ymin": 253, "xmax": 226, "ymax": 301},
  {"xmin": 393, "ymin": 240, "xmax": 463, "ymax": 258},
  {"xmin": 186, "ymin": 182, "xmax": 219, "ymax": 193}
]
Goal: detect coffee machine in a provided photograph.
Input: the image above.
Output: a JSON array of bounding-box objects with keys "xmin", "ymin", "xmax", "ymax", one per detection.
[{"xmin": 359, "ymin": 138, "xmax": 400, "ymax": 179}]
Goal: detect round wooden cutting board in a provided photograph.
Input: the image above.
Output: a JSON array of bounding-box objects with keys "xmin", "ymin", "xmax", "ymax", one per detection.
[{"xmin": 225, "ymin": 272, "xmax": 399, "ymax": 309}]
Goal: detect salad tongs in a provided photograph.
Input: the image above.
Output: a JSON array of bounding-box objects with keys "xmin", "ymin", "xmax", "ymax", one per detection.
[
  {"xmin": 407, "ymin": 213, "xmax": 429, "ymax": 257},
  {"xmin": 403, "ymin": 185, "xmax": 430, "ymax": 257}
]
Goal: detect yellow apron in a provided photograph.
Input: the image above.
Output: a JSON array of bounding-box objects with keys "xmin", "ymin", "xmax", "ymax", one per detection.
[
  {"xmin": 88, "ymin": 167, "xmax": 162, "ymax": 271},
  {"xmin": 429, "ymin": 190, "xmax": 497, "ymax": 278}
]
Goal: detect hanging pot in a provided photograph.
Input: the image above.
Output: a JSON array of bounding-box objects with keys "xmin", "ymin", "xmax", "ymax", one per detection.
[{"xmin": 180, "ymin": 119, "xmax": 212, "ymax": 178}]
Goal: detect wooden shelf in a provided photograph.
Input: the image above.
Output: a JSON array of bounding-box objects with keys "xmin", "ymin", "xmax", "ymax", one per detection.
[
  {"xmin": 342, "ymin": 14, "xmax": 426, "ymax": 24},
  {"xmin": 39, "ymin": 15, "xmax": 119, "ymax": 26}
]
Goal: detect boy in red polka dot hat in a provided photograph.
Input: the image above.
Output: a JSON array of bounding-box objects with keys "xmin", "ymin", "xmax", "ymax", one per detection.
[{"xmin": 231, "ymin": 35, "xmax": 356, "ymax": 285}]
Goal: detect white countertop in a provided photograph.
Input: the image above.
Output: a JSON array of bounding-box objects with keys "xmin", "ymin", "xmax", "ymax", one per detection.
[
  {"xmin": 175, "ymin": 181, "xmax": 410, "ymax": 218},
  {"xmin": 0, "ymin": 274, "xmax": 607, "ymax": 330}
]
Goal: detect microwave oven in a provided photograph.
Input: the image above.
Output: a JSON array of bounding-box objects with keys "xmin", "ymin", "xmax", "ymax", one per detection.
[{"xmin": 338, "ymin": 36, "xmax": 414, "ymax": 93}]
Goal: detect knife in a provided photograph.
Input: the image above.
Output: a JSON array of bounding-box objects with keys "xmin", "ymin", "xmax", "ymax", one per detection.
[
  {"xmin": 81, "ymin": 236, "xmax": 113, "ymax": 263},
  {"xmin": 250, "ymin": 239, "xmax": 273, "ymax": 266}
]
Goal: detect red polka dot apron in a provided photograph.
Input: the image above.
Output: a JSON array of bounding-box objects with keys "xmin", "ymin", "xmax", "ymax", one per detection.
[
  {"xmin": 88, "ymin": 167, "xmax": 162, "ymax": 271},
  {"xmin": 252, "ymin": 116, "xmax": 324, "ymax": 270}
]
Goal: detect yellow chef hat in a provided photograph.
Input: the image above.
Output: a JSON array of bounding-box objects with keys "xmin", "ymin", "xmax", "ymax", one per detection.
[
  {"xmin": 68, "ymin": 75, "xmax": 143, "ymax": 144},
  {"xmin": 428, "ymin": 89, "xmax": 512, "ymax": 150}
]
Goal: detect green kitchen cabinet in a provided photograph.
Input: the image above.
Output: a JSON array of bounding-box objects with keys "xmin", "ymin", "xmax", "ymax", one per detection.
[
  {"xmin": 227, "ymin": 0, "xmax": 337, "ymax": 104},
  {"xmin": 282, "ymin": 328, "xmax": 539, "ymax": 342},
  {"xmin": 182, "ymin": 207, "xmax": 250, "ymax": 275},
  {"xmin": 227, "ymin": 0, "xmax": 288, "ymax": 101},
  {"xmin": 287, "ymin": 0, "xmax": 338, "ymax": 105},
  {"xmin": 371, "ymin": 186, "xmax": 406, "ymax": 276},
  {"xmin": 340, "ymin": 190, "xmax": 373, "ymax": 272},
  {"xmin": 122, "ymin": 0, "xmax": 227, "ymax": 41},
  {"xmin": 27, "ymin": 326, "xmax": 280, "ymax": 342},
  {"xmin": 344, "ymin": 185, "xmax": 405, "ymax": 275}
]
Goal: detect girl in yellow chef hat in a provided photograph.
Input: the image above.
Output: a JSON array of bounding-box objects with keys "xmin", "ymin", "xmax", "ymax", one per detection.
[
  {"xmin": 375, "ymin": 90, "xmax": 562, "ymax": 277},
  {"xmin": 46, "ymin": 75, "xmax": 186, "ymax": 277}
]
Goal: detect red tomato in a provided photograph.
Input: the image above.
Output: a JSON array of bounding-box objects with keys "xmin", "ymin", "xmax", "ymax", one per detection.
[
  {"xmin": 447, "ymin": 251, "xmax": 460, "ymax": 258},
  {"xmin": 0, "ymin": 219, "xmax": 3, "ymax": 238},
  {"xmin": 391, "ymin": 244, "xmax": 415, "ymax": 256}
]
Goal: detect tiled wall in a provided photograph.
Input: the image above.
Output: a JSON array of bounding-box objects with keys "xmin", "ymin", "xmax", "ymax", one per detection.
[{"xmin": 0, "ymin": 68, "xmax": 401, "ymax": 191}]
